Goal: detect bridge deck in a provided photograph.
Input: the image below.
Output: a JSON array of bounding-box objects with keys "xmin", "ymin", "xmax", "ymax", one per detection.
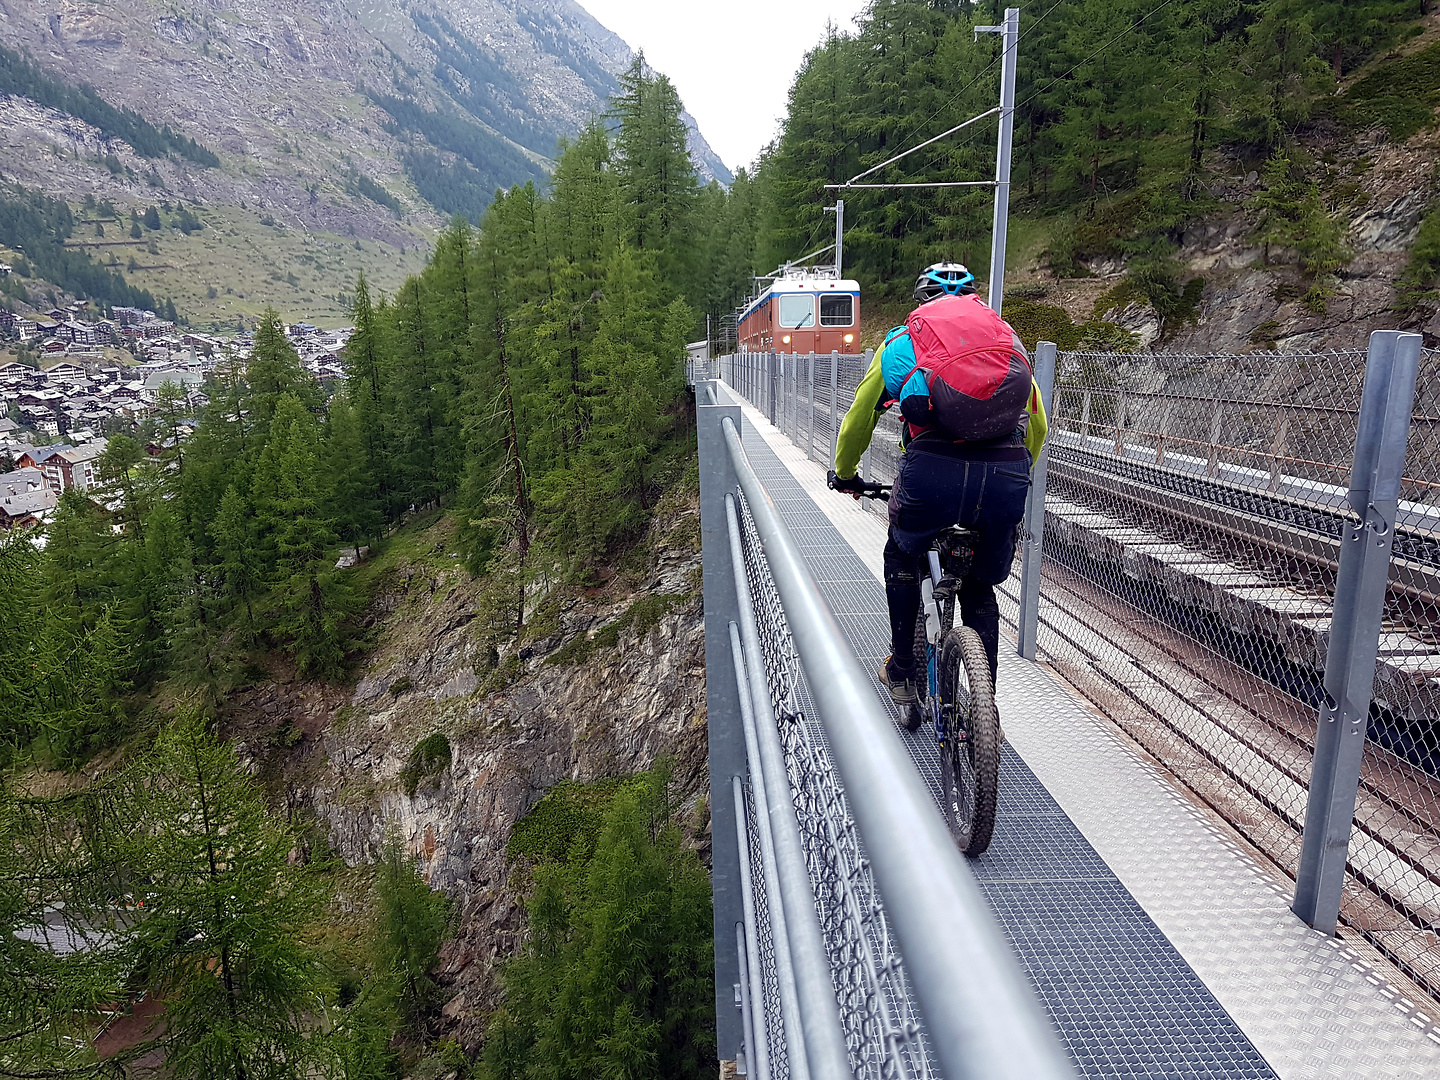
[{"xmin": 728, "ymin": 386, "xmax": 1440, "ymax": 1080}]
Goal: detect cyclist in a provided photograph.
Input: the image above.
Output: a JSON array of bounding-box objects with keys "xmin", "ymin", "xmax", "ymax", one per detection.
[{"xmin": 828, "ymin": 263, "xmax": 1047, "ymax": 706}]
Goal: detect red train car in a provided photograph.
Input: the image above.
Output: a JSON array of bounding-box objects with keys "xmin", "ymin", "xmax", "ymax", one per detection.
[{"xmin": 737, "ymin": 273, "xmax": 861, "ymax": 354}]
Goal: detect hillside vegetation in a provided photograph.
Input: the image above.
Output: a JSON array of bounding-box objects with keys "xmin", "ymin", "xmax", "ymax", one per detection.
[
  {"xmin": 736, "ymin": 0, "xmax": 1440, "ymax": 346},
  {"xmin": 1, "ymin": 63, "xmax": 731, "ymax": 1080}
]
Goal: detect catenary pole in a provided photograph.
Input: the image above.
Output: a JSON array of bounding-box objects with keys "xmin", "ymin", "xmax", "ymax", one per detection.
[{"xmin": 977, "ymin": 8, "xmax": 1019, "ymax": 316}]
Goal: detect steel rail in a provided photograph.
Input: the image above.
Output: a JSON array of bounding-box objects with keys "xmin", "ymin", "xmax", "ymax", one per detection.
[
  {"xmin": 1048, "ymin": 453, "xmax": 1440, "ymax": 607},
  {"xmin": 721, "ymin": 415, "xmax": 1075, "ymax": 1080},
  {"xmin": 729, "ymin": 624, "xmax": 810, "ymax": 1079},
  {"xmin": 726, "ymin": 517, "xmax": 853, "ymax": 1080}
]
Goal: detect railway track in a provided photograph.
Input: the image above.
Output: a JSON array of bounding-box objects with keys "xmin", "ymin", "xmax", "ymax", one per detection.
[
  {"xmin": 1049, "ymin": 437, "xmax": 1440, "ymax": 613},
  {"xmin": 1015, "ymin": 446, "xmax": 1440, "ymax": 999}
]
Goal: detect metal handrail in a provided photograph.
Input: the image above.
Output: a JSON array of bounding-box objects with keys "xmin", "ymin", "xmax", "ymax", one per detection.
[
  {"xmin": 727, "ymin": 502, "xmax": 853, "ymax": 1079},
  {"xmin": 720, "ymin": 414, "xmax": 1075, "ymax": 1080}
]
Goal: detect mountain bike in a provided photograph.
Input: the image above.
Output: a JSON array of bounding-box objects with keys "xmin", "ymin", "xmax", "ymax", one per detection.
[{"xmin": 826, "ymin": 474, "xmax": 1000, "ymax": 856}]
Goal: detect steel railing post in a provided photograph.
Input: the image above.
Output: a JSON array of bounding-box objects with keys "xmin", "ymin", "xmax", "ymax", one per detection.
[
  {"xmin": 806, "ymin": 353, "xmax": 815, "ymax": 461},
  {"xmin": 1293, "ymin": 330, "xmax": 1424, "ymax": 935},
  {"xmin": 1018, "ymin": 341, "xmax": 1058, "ymax": 660},
  {"xmin": 696, "ymin": 383, "xmax": 746, "ymax": 1059},
  {"xmin": 771, "ymin": 351, "xmax": 778, "ymax": 426},
  {"xmin": 829, "ymin": 350, "xmax": 840, "ymax": 468}
]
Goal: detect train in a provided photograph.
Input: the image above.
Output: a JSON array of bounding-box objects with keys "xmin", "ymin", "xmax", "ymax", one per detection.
[{"xmin": 737, "ymin": 270, "xmax": 861, "ymax": 354}]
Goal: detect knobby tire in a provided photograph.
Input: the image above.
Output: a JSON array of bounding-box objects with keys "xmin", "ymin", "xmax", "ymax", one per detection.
[
  {"xmin": 939, "ymin": 625, "xmax": 1000, "ymax": 856},
  {"xmin": 904, "ymin": 606, "xmax": 928, "ymax": 732}
]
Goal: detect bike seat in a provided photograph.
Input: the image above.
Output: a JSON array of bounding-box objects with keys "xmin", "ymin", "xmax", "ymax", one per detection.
[{"xmin": 937, "ymin": 525, "xmax": 977, "ymax": 543}]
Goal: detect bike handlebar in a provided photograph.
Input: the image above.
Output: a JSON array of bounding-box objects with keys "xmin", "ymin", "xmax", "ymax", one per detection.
[{"xmin": 827, "ymin": 470, "xmax": 891, "ymax": 501}]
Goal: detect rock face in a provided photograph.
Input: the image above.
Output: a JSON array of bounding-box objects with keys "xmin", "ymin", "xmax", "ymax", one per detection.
[
  {"xmin": 227, "ymin": 500, "xmax": 708, "ymax": 1048},
  {"xmin": 1026, "ymin": 129, "xmax": 1438, "ymax": 354},
  {"xmin": 1167, "ymin": 139, "xmax": 1438, "ymax": 354},
  {"xmin": 0, "ymin": 0, "xmax": 731, "ymax": 240}
]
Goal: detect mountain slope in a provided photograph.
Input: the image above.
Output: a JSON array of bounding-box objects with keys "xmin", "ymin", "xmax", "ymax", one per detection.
[{"xmin": 0, "ymin": 0, "xmax": 730, "ymax": 327}]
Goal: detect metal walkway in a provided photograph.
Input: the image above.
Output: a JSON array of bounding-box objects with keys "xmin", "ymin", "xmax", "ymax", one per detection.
[{"xmin": 725, "ymin": 384, "xmax": 1440, "ymax": 1080}]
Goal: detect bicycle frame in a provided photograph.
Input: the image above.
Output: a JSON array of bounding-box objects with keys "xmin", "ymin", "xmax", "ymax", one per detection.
[{"xmin": 922, "ymin": 549, "xmax": 948, "ymax": 739}]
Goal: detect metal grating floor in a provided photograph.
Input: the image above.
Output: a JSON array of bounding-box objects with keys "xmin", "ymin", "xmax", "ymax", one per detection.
[{"xmin": 737, "ymin": 415, "xmax": 1276, "ymax": 1079}]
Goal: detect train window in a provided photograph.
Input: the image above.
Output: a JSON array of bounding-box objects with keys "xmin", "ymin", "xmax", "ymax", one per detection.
[
  {"xmin": 778, "ymin": 294, "xmax": 815, "ymax": 328},
  {"xmin": 820, "ymin": 294, "xmax": 854, "ymax": 326}
]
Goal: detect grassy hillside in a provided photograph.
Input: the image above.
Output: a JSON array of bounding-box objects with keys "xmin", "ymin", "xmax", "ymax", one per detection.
[{"xmin": 109, "ymin": 205, "xmax": 429, "ymax": 329}]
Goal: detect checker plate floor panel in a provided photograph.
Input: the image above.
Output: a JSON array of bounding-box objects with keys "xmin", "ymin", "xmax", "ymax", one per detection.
[{"xmin": 737, "ymin": 415, "xmax": 1278, "ymax": 1080}]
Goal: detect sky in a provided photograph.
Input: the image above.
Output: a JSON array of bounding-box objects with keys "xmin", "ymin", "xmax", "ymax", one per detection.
[{"xmin": 579, "ymin": 0, "xmax": 871, "ymax": 174}]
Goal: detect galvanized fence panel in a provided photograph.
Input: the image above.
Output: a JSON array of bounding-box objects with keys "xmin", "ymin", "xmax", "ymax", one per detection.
[
  {"xmin": 736, "ymin": 491, "xmax": 936, "ymax": 1080},
  {"xmin": 712, "ymin": 343, "xmax": 1440, "ymax": 1008}
]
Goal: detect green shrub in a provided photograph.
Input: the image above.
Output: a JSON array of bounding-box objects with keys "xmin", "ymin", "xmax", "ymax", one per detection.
[
  {"xmin": 1004, "ymin": 299, "xmax": 1140, "ymax": 354},
  {"xmin": 388, "ymin": 675, "xmax": 412, "ymax": 697},
  {"xmin": 507, "ymin": 777, "xmax": 628, "ymax": 864},
  {"xmin": 399, "ymin": 733, "xmax": 451, "ymax": 798},
  {"xmin": 545, "ymin": 592, "xmax": 687, "ymax": 667},
  {"xmin": 1345, "ymin": 42, "xmax": 1440, "ymax": 142},
  {"xmin": 1249, "ymin": 153, "xmax": 1350, "ymax": 309},
  {"xmin": 1396, "ymin": 202, "xmax": 1440, "ymax": 312}
]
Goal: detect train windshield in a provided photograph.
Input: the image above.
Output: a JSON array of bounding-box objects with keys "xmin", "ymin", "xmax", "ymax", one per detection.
[
  {"xmin": 778, "ymin": 294, "xmax": 815, "ymax": 328},
  {"xmin": 819, "ymin": 294, "xmax": 854, "ymax": 326}
]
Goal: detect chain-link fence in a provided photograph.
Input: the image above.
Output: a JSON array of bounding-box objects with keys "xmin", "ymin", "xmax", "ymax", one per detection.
[
  {"xmin": 707, "ymin": 342, "xmax": 1440, "ymax": 1007},
  {"xmin": 736, "ymin": 489, "xmax": 935, "ymax": 1080}
]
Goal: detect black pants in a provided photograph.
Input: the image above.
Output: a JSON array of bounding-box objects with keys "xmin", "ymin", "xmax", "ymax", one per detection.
[{"xmin": 883, "ymin": 448, "xmax": 1031, "ymax": 683}]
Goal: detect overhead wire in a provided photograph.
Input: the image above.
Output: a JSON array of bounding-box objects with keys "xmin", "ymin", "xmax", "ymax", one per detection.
[
  {"xmin": 839, "ymin": 0, "xmax": 1186, "ymax": 191},
  {"xmin": 885, "ymin": 0, "xmax": 1071, "ymax": 160}
]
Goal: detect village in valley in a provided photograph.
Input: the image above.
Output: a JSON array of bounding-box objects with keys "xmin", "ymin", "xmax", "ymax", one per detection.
[{"xmin": 0, "ymin": 298, "xmax": 351, "ymax": 531}]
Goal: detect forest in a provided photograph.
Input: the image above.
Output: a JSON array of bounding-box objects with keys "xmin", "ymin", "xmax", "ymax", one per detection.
[
  {"xmin": 743, "ymin": 0, "xmax": 1438, "ymax": 328},
  {"xmin": 2, "ymin": 60, "xmax": 725, "ymax": 1080}
]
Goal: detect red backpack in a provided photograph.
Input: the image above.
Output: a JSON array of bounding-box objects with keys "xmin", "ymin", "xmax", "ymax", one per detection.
[{"xmin": 903, "ymin": 294, "xmax": 1033, "ymax": 442}]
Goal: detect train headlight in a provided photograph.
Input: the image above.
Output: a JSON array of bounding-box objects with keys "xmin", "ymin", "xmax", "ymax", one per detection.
[
  {"xmin": 844, "ymin": 333, "xmax": 854, "ymax": 344},
  {"xmin": 782, "ymin": 335, "xmax": 791, "ymax": 344}
]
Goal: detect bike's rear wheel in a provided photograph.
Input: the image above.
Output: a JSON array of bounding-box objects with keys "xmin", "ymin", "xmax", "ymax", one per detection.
[{"xmin": 938, "ymin": 625, "xmax": 1000, "ymax": 856}]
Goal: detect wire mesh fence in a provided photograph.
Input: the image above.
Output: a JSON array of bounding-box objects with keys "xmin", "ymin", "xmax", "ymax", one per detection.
[
  {"xmin": 736, "ymin": 488, "xmax": 935, "ymax": 1080},
  {"xmin": 708, "ymin": 343, "xmax": 1440, "ymax": 1007}
]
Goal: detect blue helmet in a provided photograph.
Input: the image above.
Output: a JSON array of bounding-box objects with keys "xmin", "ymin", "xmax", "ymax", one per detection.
[{"xmin": 914, "ymin": 262, "xmax": 977, "ymax": 303}]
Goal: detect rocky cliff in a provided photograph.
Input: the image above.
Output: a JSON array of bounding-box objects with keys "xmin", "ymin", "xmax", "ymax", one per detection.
[
  {"xmin": 223, "ymin": 492, "xmax": 708, "ymax": 1047},
  {"xmin": 1024, "ymin": 130, "xmax": 1436, "ymax": 354}
]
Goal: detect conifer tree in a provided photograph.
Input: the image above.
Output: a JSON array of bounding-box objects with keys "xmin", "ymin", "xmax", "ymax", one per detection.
[
  {"xmin": 0, "ymin": 538, "xmax": 40, "ymax": 755},
  {"xmin": 324, "ymin": 389, "xmax": 383, "ymax": 553},
  {"xmin": 1, "ymin": 772, "xmax": 133, "ymax": 1074},
  {"xmin": 478, "ymin": 767, "xmax": 714, "ymax": 1080},
  {"xmin": 251, "ymin": 395, "xmax": 349, "ymax": 678},
  {"xmin": 612, "ymin": 58, "xmax": 700, "ymax": 287},
  {"xmin": 345, "ymin": 274, "xmax": 396, "ymax": 521},
  {"xmin": 123, "ymin": 709, "xmax": 332, "ymax": 1080},
  {"xmin": 373, "ymin": 836, "xmax": 452, "ymax": 1038},
  {"xmin": 214, "ymin": 483, "xmax": 262, "ymax": 637},
  {"xmin": 246, "ymin": 309, "xmax": 321, "ymax": 445}
]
